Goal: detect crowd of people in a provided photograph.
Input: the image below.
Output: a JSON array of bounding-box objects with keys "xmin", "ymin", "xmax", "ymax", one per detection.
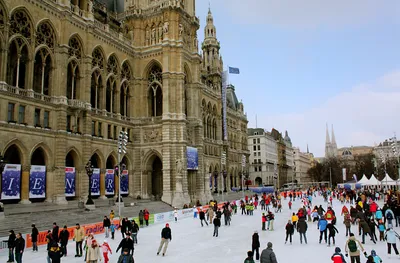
[{"xmin": 5, "ymin": 187, "xmax": 400, "ymax": 263}]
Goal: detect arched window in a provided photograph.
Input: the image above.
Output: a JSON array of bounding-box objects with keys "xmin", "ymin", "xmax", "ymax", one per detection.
[
  {"xmin": 66, "ymin": 60, "xmax": 79, "ymax": 99},
  {"xmin": 120, "ymin": 81, "xmax": 129, "ymax": 116},
  {"xmin": 67, "ymin": 35, "xmax": 83, "ymax": 99},
  {"xmin": 106, "ymin": 77, "xmax": 116, "ymax": 113},
  {"xmin": 7, "ymin": 39, "xmax": 29, "ymax": 89},
  {"xmin": 147, "ymin": 64, "xmax": 163, "ymax": 117},
  {"xmin": 34, "ymin": 20, "xmax": 56, "ymax": 95},
  {"xmin": 203, "ymin": 116, "xmax": 206, "ymax": 138},
  {"xmin": 0, "ymin": 4, "xmax": 5, "ymax": 30},
  {"xmin": 90, "ymin": 71, "xmax": 102, "ymax": 109},
  {"xmin": 33, "ymin": 49, "xmax": 52, "ymax": 95},
  {"xmin": 91, "ymin": 47, "xmax": 105, "ymax": 109},
  {"xmin": 213, "ymin": 119, "xmax": 217, "ymax": 140},
  {"xmin": 121, "ymin": 61, "xmax": 132, "ymax": 81}
]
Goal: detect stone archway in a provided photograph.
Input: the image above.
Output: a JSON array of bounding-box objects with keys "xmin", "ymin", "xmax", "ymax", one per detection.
[
  {"xmin": 3, "ymin": 144, "xmax": 22, "ymax": 164},
  {"xmin": 31, "ymin": 147, "xmax": 46, "ymax": 166},
  {"xmin": 151, "ymin": 156, "xmax": 163, "ymax": 199},
  {"xmin": 255, "ymin": 177, "xmax": 262, "ymax": 186}
]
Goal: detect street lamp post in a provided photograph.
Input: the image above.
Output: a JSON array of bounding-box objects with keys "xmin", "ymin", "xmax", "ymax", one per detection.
[
  {"xmin": 117, "ymin": 131, "xmax": 128, "ymax": 218},
  {"xmin": 85, "ymin": 161, "xmax": 94, "ymax": 205}
]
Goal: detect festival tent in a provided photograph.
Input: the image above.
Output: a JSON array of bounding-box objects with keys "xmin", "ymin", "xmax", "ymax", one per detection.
[
  {"xmin": 380, "ymin": 174, "xmax": 397, "ymax": 186},
  {"xmin": 357, "ymin": 174, "xmax": 370, "ymax": 185},
  {"xmin": 365, "ymin": 174, "xmax": 380, "ymax": 186}
]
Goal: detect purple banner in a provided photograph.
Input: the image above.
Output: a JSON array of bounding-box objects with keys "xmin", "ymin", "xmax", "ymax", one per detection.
[
  {"xmin": 105, "ymin": 169, "xmax": 114, "ymax": 195},
  {"xmin": 65, "ymin": 167, "xmax": 76, "ymax": 197},
  {"xmin": 1, "ymin": 164, "xmax": 21, "ymax": 200},
  {"xmin": 91, "ymin": 168, "xmax": 100, "ymax": 196},
  {"xmin": 29, "ymin": 165, "xmax": 46, "ymax": 199},
  {"xmin": 121, "ymin": 170, "xmax": 128, "ymax": 195}
]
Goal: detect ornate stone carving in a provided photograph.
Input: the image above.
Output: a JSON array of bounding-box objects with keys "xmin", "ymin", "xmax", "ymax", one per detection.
[
  {"xmin": 176, "ymin": 158, "xmax": 184, "ymax": 176},
  {"xmin": 143, "ymin": 129, "xmax": 160, "ymax": 142},
  {"xmin": 10, "ymin": 9, "xmax": 32, "ymax": 40},
  {"xmin": 68, "ymin": 36, "xmax": 82, "ymax": 59},
  {"xmin": 178, "ymin": 24, "xmax": 184, "ymax": 36},
  {"xmin": 187, "ymin": 129, "xmax": 194, "ymax": 145},
  {"xmin": 163, "ymin": 22, "xmax": 169, "ymax": 34},
  {"xmin": 36, "ymin": 22, "xmax": 55, "ymax": 49},
  {"xmin": 107, "ymin": 55, "xmax": 119, "ymax": 75}
]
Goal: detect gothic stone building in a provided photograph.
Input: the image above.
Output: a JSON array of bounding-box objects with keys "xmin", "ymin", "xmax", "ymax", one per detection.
[{"xmin": 0, "ymin": 0, "xmax": 248, "ymax": 207}]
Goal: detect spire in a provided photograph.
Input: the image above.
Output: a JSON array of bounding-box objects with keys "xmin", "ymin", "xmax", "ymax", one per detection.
[
  {"xmin": 331, "ymin": 124, "xmax": 337, "ymax": 146},
  {"xmin": 307, "ymin": 144, "xmax": 309, "ymax": 154},
  {"xmin": 201, "ymin": 5, "xmax": 221, "ymax": 74},
  {"xmin": 325, "ymin": 123, "xmax": 331, "ymax": 144}
]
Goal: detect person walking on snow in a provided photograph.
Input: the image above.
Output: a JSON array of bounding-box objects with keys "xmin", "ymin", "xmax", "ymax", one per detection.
[
  {"xmin": 285, "ymin": 220, "xmax": 294, "ymax": 244},
  {"xmin": 103, "ymin": 216, "xmax": 111, "ymax": 239},
  {"xmin": 74, "ymin": 223, "xmax": 85, "ymax": 258},
  {"xmin": 116, "ymin": 233, "xmax": 134, "ymax": 255},
  {"xmin": 174, "ymin": 209, "xmax": 178, "ymax": 222},
  {"xmin": 344, "ymin": 233, "xmax": 366, "ymax": 263},
  {"xmin": 31, "ymin": 224, "xmax": 39, "ymax": 252},
  {"xmin": 369, "ymin": 250, "xmax": 382, "ymax": 263},
  {"xmin": 260, "ymin": 242, "xmax": 278, "ymax": 263},
  {"xmin": 267, "ymin": 211, "xmax": 275, "ymax": 230},
  {"xmin": 199, "ymin": 208, "xmax": 208, "ymax": 227},
  {"xmin": 117, "ymin": 248, "xmax": 134, "ymax": 263},
  {"xmin": 384, "ymin": 227, "xmax": 400, "ymax": 258},
  {"xmin": 59, "ymin": 225, "xmax": 70, "ymax": 257},
  {"xmin": 252, "ymin": 231, "xmax": 260, "ymax": 261},
  {"xmin": 318, "ymin": 215, "xmax": 328, "ymax": 244},
  {"xmin": 157, "ymin": 223, "xmax": 172, "ymax": 256},
  {"xmin": 331, "ymin": 247, "xmax": 346, "ymax": 263},
  {"xmin": 244, "ymin": 251, "xmax": 255, "ymax": 263},
  {"xmin": 327, "ymin": 223, "xmax": 339, "ymax": 246},
  {"xmin": 297, "ymin": 218, "xmax": 308, "ymax": 244},
  {"xmin": 101, "ymin": 240, "xmax": 112, "ymax": 263},
  {"xmin": 213, "ymin": 216, "xmax": 221, "ymax": 237},
  {"xmin": 86, "ymin": 239, "xmax": 102, "ymax": 263}
]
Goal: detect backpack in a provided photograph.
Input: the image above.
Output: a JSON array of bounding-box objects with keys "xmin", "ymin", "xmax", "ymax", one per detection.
[
  {"xmin": 348, "ymin": 240, "xmax": 357, "ymax": 253},
  {"xmin": 387, "ymin": 213, "xmax": 393, "ymax": 220}
]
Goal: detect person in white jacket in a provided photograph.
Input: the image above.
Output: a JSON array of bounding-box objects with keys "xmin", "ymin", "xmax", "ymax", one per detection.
[
  {"xmin": 385, "ymin": 228, "xmax": 400, "ymax": 257},
  {"xmin": 174, "ymin": 209, "xmax": 178, "ymax": 222}
]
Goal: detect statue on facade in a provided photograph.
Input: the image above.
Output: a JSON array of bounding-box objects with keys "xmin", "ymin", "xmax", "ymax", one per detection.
[
  {"xmin": 158, "ymin": 26, "xmax": 163, "ymax": 43},
  {"xmin": 179, "ymin": 24, "xmax": 184, "ymax": 36},
  {"xmin": 176, "ymin": 158, "xmax": 184, "ymax": 176},
  {"xmin": 194, "ymin": 37, "xmax": 198, "ymax": 51},
  {"xmin": 151, "ymin": 27, "xmax": 156, "ymax": 44},
  {"xmin": 145, "ymin": 29, "xmax": 150, "ymax": 45},
  {"xmin": 163, "ymin": 22, "xmax": 169, "ymax": 34}
]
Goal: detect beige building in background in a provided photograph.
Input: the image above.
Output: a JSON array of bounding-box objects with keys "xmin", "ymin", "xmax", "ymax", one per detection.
[{"xmin": 0, "ymin": 0, "xmax": 248, "ymax": 207}]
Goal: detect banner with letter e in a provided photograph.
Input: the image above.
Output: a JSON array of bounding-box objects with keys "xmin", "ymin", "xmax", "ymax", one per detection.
[
  {"xmin": 91, "ymin": 168, "xmax": 100, "ymax": 196},
  {"xmin": 1, "ymin": 164, "xmax": 21, "ymax": 200},
  {"xmin": 120, "ymin": 170, "xmax": 129, "ymax": 195},
  {"xmin": 29, "ymin": 165, "xmax": 46, "ymax": 199}
]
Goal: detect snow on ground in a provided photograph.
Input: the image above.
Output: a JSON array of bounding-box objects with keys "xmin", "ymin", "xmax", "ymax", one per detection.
[{"xmin": 1, "ymin": 195, "xmax": 399, "ymax": 262}]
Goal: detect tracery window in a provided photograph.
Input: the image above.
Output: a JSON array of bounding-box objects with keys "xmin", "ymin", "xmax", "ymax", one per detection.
[
  {"xmin": 68, "ymin": 36, "xmax": 82, "ymax": 59},
  {"xmin": 120, "ymin": 82, "xmax": 130, "ymax": 117},
  {"xmin": 0, "ymin": 4, "xmax": 5, "ymax": 30},
  {"xmin": 67, "ymin": 36, "xmax": 83, "ymax": 100},
  {"xmin": 107, "ymin": 55, "xmax": 119, "ymax": 76},
  {"xmin": 92, "ymin": 48, "xmax": 105, "ymax": 69},
  {"xmin": 33, "ymin": 22, "xmax": 55, "ymax": 95},
  {"xmin": 106, "ymin": 77, "xmax": 117, "ymax": 113},
  {"xmin": 148, "ymin": 65, "xmax": 162, "ymax": 117},
  {"xmin": 9, "ymin": 9, "xmax": 32, "ymax": 40},
  {"xmin": 121, "ymin": 62, "xmax": 132, "ymax": 81}
]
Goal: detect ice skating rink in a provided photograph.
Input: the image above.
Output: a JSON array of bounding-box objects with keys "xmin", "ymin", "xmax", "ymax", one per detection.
[{"xmin": 1, "ymin": 195, "xmax": 397, "ymax": 262}]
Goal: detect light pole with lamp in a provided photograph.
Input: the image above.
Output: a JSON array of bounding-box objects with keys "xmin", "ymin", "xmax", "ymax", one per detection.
[
  {"xmin": 117, "ymin": 130, "xmax": 128, "ymax": 218},
  {"xmin": 377, "ymin": 149, "xmax": 388, "ymax": 190},
  {"xmin": 0, "ymin": 155, "xmax": 6, "ymax": 213},
  {"xmin": 85, "ymin": 161, "xmax": 94, "ymax": 205}
]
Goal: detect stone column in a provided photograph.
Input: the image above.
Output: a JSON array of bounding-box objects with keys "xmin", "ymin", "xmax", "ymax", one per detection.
[
  {"xmin": 50, "ymin": 167, "xmax": 68, "ymax": 204},
  {"xmin": 0, "ymin": 47, "xmax": 7, "ymax": 82},
  {"xmin": 100, "ymin": 169, "xmax": 107, "ymax": 199},
  {"xmin": 19, "ymin": 165, "xmax": 31, "ymax": 204}
]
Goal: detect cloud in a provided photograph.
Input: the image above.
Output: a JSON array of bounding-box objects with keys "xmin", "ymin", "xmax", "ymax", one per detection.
[
  {"xmin": 257, "ymin": 70, "xmax": 400, "ymax": 156},
  {"xmin": 223, "ymin": 0, "xmax": 400, "ymax": 28}
]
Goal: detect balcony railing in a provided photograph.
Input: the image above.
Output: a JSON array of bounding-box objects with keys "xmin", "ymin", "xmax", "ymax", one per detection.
[
  {"xmin": 67, "ymin": 99, "xmax": 86, "ymax": 109},
  {"xmin": 0, "ymin": 82, "xmax": 60, "ymax": 104}
]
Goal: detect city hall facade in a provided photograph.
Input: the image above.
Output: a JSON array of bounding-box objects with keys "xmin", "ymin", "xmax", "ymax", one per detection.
[{"xmin": 0, "ymin": 0, "xmax": 248, "ymax": 207}]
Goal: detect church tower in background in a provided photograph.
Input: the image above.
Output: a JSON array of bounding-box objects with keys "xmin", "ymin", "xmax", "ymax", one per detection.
[{"xmin": 325, "ymin": 124, "xmax": 338, "ymax": 158}]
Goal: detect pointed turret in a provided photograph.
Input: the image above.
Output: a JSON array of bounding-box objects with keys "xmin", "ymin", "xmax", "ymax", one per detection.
[
  {"xmin": 307, "ymin": 144, "xmax": 309, "ymax": 154},
  {"xmin": 331, "ymin": 124, "xmax": 338, "ymax": 156},
  {"xmin": 201, "ymin": 7, "xmax": 222, "ymax": 75}
]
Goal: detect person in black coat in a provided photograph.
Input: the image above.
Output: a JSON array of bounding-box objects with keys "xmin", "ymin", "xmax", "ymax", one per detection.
[
  {"xmin": 157, "ymin": 223, "xmax": 172, "ymax": 256},
  {"xmin": 15, "ymin": 233, "xmax": 25, "ymax": 263},
  {"xmin": 103, "ymin": 216, "xmax": 111, "ymax": 239},
  {"xmin": 6, "ymin": 230, "xmax": 16, "ymax": 262},
  {"xmin": 52, "ymin": 222, "xmax": 59, "ymax": 243},
  {"xmin": 59, "ymin": 225, "xmax": 70, "ymax": 257},
  {"xmin": 327, "ymin": 223, "xmax": 339, "ymax": 246},
  {"xmin": 252, "ymin": 231, "xmax": 260, "ymax": 260},
  {"xmin": 199, "ymin": 209, "xmax": 208, "ymax": 227},
  {"xmin": 285, "ymin": 220, "xmax": 294, "ymax": 244},
  {"xmin": 116, "ymin": 233, "xmax": 134, "ymax": 255},
  {"xmin": 31, "ymin": 224, "xmax": 39, "ymax": 252},
  {"xmin": 48, "ymin": 243, "xmax": 63, "ymax": 263},
  {"xmin": 213, "ymin": 217, "xmax": 221, "ymax": 237}
]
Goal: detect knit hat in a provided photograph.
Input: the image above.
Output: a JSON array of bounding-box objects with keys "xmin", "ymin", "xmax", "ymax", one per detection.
[
  {"xmin": 247, "ymin": 251, "xmax": 253, "ymax": 257},
  {"xmin": 371, "ymin": 250, "xmax": 376, "ymax": 256},
  {"xmin": 166, "ymin": 223, "xmax": 169, "ymax": 227},
  {"xmin": 335, "ymin": 247, "xmax": 341, "ymax": 253},
  {"xmin": 267, "ymin": 242, "xmax": 273, "ymax": 248},
  {"xmin": 254, "ymin": 230, "xmax": 258, "ymax": 233},
  {"xmin": 103, "ymin": 240, "xmax": 108, "ymax": 243}
]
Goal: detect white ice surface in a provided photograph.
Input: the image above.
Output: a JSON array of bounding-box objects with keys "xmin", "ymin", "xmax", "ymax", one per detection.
[{"xmin": 1, "ymin": 195, "xmax": 399, "ymax": 263}]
